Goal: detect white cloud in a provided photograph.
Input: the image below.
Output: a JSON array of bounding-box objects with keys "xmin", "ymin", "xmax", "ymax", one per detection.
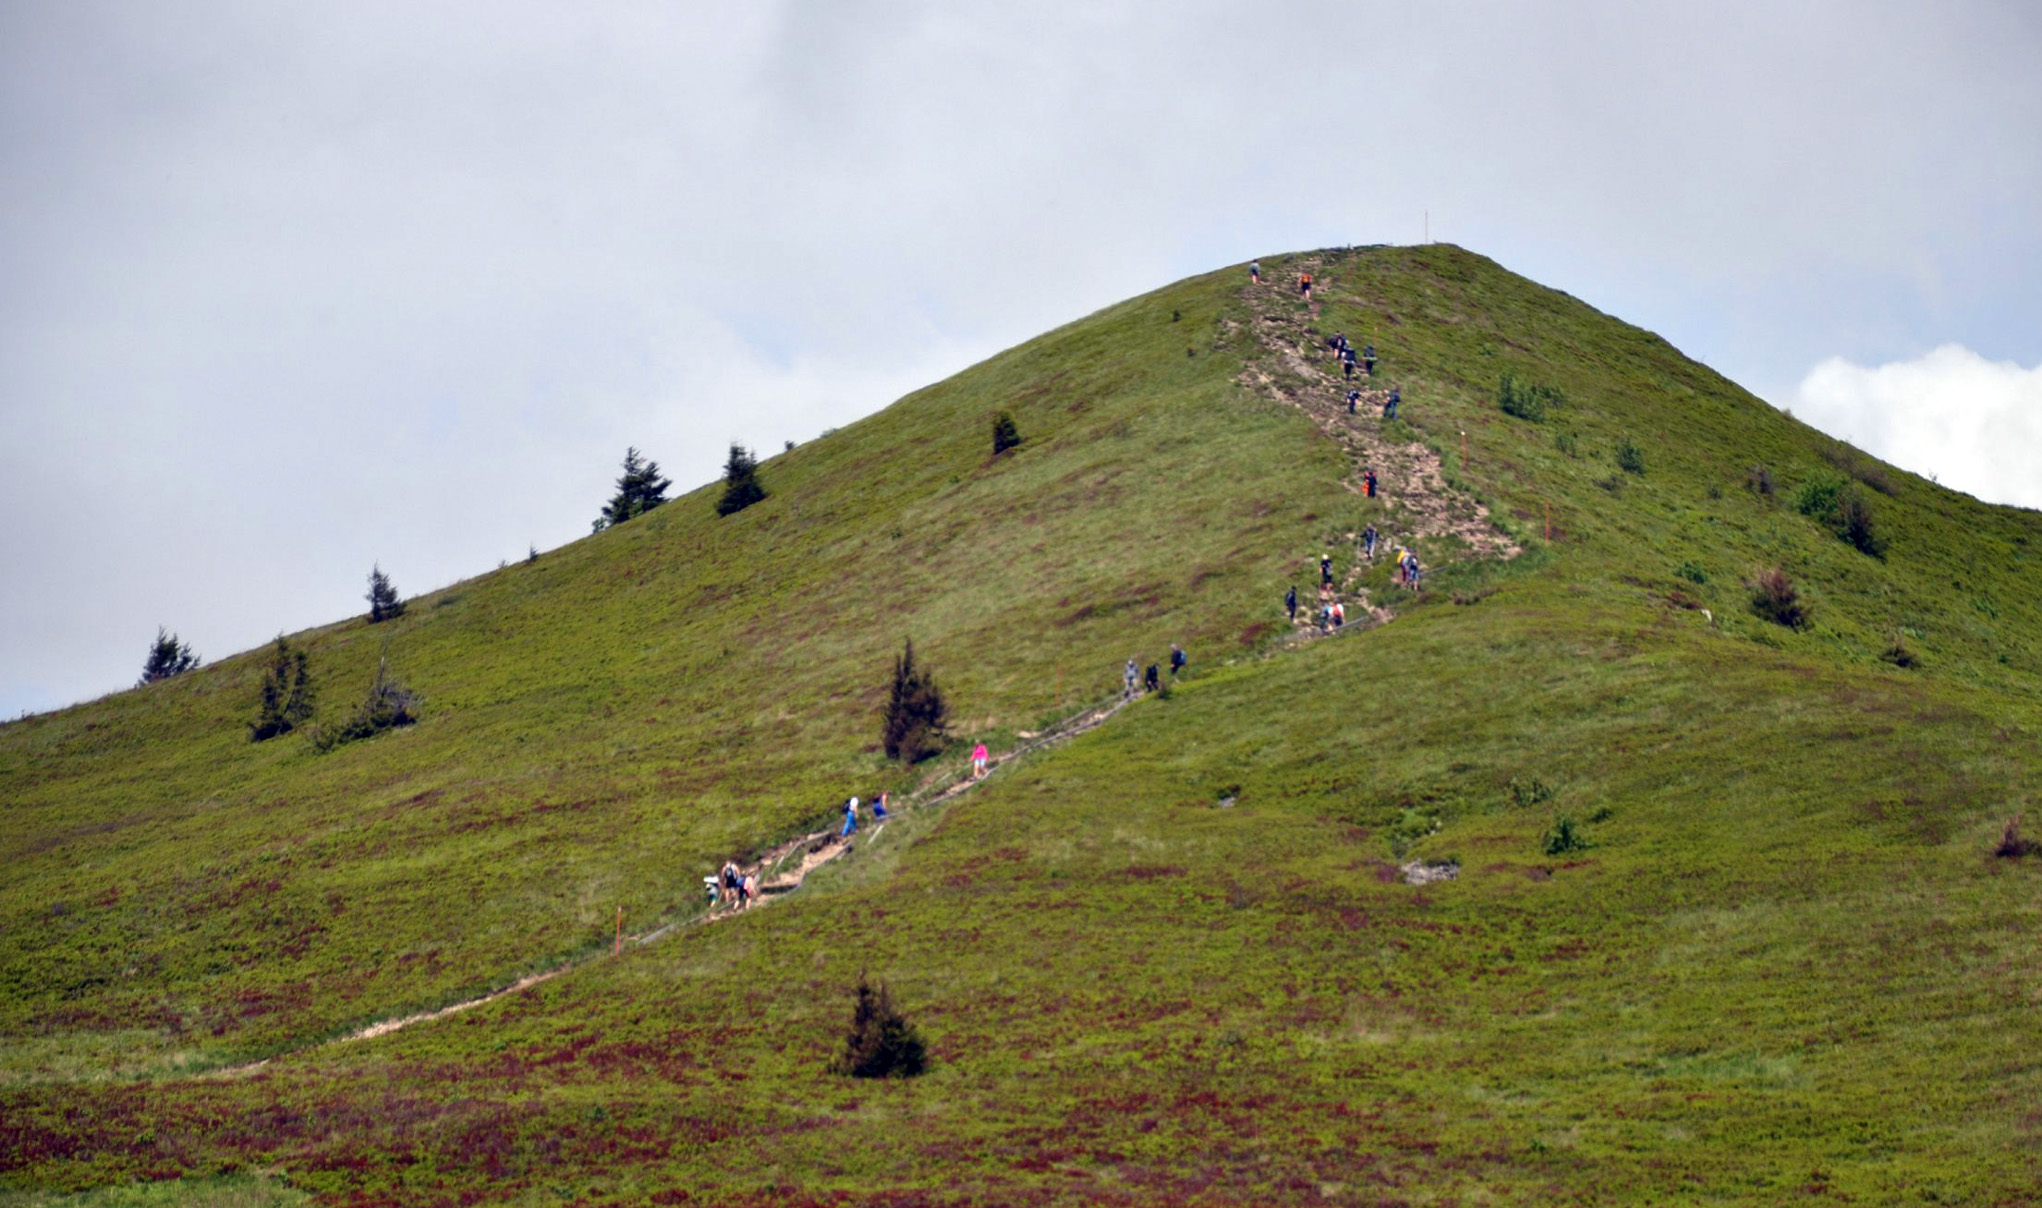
[{"xmin": 1787, "ymin": 345, "xmax": 2042, "ymax": 510}]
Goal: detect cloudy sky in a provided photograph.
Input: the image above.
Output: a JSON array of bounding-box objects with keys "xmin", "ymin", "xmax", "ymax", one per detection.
[{"xmin": 3, "ymin": 1, "xmax": 2038, "ymax": 718}]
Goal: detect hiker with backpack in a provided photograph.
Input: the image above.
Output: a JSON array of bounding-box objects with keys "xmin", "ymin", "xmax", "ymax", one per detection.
[
  {"xmin": 1299, "ymin": 272, "xmax": 1313, "ymax": 300},
  {"xmin": 1170, "ymin": 643, "xmax": 1187, "ymax": 678},
  {"xmin": 1123, "ymin": 657, "xmax": 1139, "ymax": 700},
  {"xmin": 841, "ymin": 796, "xmax": 859, "ymax": 838},
  {"xmin": 1285, "ymin": 584, "xmax": 1298, "ymax": 621},
  {"xmin": 1332, "ymin": 601, "xmax": 1346, "ymax": 629},
  {"xmin": 1145, "ymin": 663, "xmax": 1161, "ymax": 693},
  {"xmin": 1383, "ymin": 388, "xmax": 1400, "ymax": 420},
  {"xmin": 971, "ymin": 741, "xmax": 990, "ymax": 779},
  {"xmin": 872, "ymin": 791, "xmax": 890, "ymax": 821},
  {"xmin": 1362, "ymin": 524, "xmax": 1379, "ymax": 561},
  {"xmin": 1321, "ymin": 552, "xmax": 1334, "ymax": 586},
  {"xmin": 1250, "ymin": 260, "xmax": 1261, "ymax": 284},
  {"xmin": 1347, "ymin": 389, "xmax": 1361, "ymax": 414},
  {"xmin": 1363, "ymin": 346, "xmax": 1376, "ymax": 377},
  {"xmin": 1363, "ymin": 469, "xmax": 1377, "ymax": 498}
]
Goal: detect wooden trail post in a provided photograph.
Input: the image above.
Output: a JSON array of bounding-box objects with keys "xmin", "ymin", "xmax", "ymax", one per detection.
[
  {"xmin": 1544, "ymin": 502, "xmax": 1551, "ymax": 542},
  {"xmin": 614, "ymin": 906, "xmax": 622, "ymax": 957},
  {"xmin": 1460, "ymin": 430, "xmax": 1470, "ymax": 468}
]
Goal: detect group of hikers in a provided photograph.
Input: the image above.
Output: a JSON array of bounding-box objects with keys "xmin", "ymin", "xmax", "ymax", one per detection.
[
  {"xmin": 1284, "ymin": 524, "xmax": 1422, "ymax": 632},
  {"xmin": 1122, "ymin": 643, "xmax": 1188, "ymax": 700}
]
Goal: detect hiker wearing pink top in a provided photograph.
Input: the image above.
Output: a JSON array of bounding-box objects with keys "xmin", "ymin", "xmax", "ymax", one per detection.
[{"xmin": 971, "ymin": 742, "xmax": 989, "ymax": 779}]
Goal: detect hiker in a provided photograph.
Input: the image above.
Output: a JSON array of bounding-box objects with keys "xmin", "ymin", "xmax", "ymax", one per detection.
[
  {"xmin": 1393, "ymin": 547, "xmax": 1410, "ymax": 584},
  {"xmin": 1342, "ymin": 355, "xmax": 1355, "ymax": 380},
  {"xmin": 1363, "ymin": 346, "xmax": 1376, "ymax": 377},
  {"xmin": 972, "ymin": 741, "xmax": 990, "ymax": 779},
  {"xmin": 1363, "ymin": 469, "xmax": 1377, "ymax": 498},
  {"xmin": 1405, "ymin": 554, "xmax": 1422, "ymax": 590},
  {"xmin": 720, "ymin": 861, "xmax": 744, "ymax": 908},
  {"xmin": 1362, "ymin": 524, "xmax": 1378, "ymax": 560},
  {"xmin": 872, "ymin": 791, "xmax": 890, "ymax": 821},
  {"xmin": 1170, "ymin": 643, "xmax": 1187, "ymax": 677},
  {"xmin": 1123, "ymin": 657, "xmax": 1139, "ymax": 700},
  {"xmin": 842, "ymin": 795, "xmax": 859, "ymax": 838},
  {"xmin": 740, "ymin": 872, "xmax": 758, "ymax": 909},
  {"xmin": 1320, "ymin": 602, "xmax": 1333, "ymax": 632},
  {"xmin": 1333, "ymin": 601, "xmax": 1346, "ymax": 628},
  {"xmin": 1299, "ymin": 272, "xmax": 1313, "ymax": 300},
  {"xmin": 1347, "ymin": 389, "xmax": 1361, "ymax": 414},
  {"xmin": 1321, "ymin": 552, "xmax": 1334, "ymax": 586},
  {"xmin": 1383, "ymin": 388, "xmax": 1400, "ymax": 420},
  {"xmin": 1285, "ymin": 584, "xmax": 1298, "ymax": 621},
  {"xmin": 1249, "ymin": 260, "xmax": 1261, "ymax": 284},
  {"xmin": 1145, "ymin": 663, "xmax": 1160, "ymax": 692}
]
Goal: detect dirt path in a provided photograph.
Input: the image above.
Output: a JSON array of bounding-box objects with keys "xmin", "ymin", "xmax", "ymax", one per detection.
[
  {"xmin": 1236, "ymin": 256, "xmax": 1519, "ymax": 642},
  {"xmin": 208, "ymin": 696, "xmax": 1136, "ymax": 1077}
]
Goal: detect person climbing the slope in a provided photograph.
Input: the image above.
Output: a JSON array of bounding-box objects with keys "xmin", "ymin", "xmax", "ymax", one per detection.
[
  {"xmin": 1363, "ymin": 345, "xmax": 1376, "ymax": 378},
  {"xmin": 1362, "ymin": 524, "xmax": 1379, "ymax": 561},
  {"xmin": 1332, "ymin": 600, "xmax": 1346, "ymax": 629},
  {"xmin": 1145, "ymin": 662, "xmax": 1161, "ymax": 693},
  {"xmin": 1299, "ymin": 272, "xmax": 1313, "ymax": 301},
  {"xmin": 1383, "ymin": 388, "xmax": 1400, "ymax": 420},
  {"xmin": 1285, "ymin": 584, "xmax": 1298, "ymax": 621},
  {"xmin": 720, "ymin": 860, "xmax": 744, "ymax": 908},
  {"xmin": 971, "ymin": 741, "xmax": 990, "ymax": 779},
  {"xmin": 872, "ymin": 791, "xmax": 890, "ymax": 821},
  {"xmin": 1123, "ymin": 657, "xmax": 1139, "ymax": 700},
  {"xmin": 1347, "ymin": 389, "xmax": 1362, "ymax": 414},
  {"xmin": 1249, "ymin": 260, "xmax": 1261, "ymax": 284},
  {"xmin": 1363, "ymin": 469, "xmax": 1378, "ymax": 499},
  {"xmin": 1321, "ymin": 551, "xmax": 1334, "ymax": 586},
  {"xmin": 841, "ymin": 795, "xmax": 859, "ymax": 838},
  {"xmin": 1393, "ymin": 547, "xmax": 1410, "ymax": 584},
  {"xmin": 1170, "ymin": 643, "xmax": 1187, "ymax": 678},
  {"xmin": 1404, "ymin": 552, "xmax": 1422, "ymax": 591}
]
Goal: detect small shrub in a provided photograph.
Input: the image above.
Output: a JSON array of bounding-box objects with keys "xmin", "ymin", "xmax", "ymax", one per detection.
[
  {"xmin": 139, "ymin": 627, "xmax": 200, "ymax": 685},
  {"xmin": 366, "ymin": 564, "xmax": 405, "ymax": 623},
  {"xmin": 1615, "ymin": 438, "xmax": 1646, "ymax": 476},
  {"xmin": 1498, "ymin": 374, "xmax": 1564, "ymax": 423},
  {"xmin": 716, "ymin": 444, "xmax": 768, "ymax": 517},
  {"xmin": 1834, "ymin": 488, "xmax": 1886, "ymax": 558},
  {"xmin": 309, "ymin": 658, "xmax": 420, "ymax": 753},
  {"xmin": 1795, "ymin": 470, "xmax": 1847, "ymax": 520},
  {"xmin": 249, "ymin": 637, "xmax": 315, "ymax": 742},
  {"xmin": 1509, "ymin": 775, "xmax": 1555, "ymax": 808},
  {"xmin": 1587, "ymin": 805, "xmax": 1615, "ymax": 823},
  {"xmin": 881, "ymin": 638, "xmax": 949, "ymax": 763},
  {"xmin": 1746, "ymin": 463, "xmax": 1775, "ymax": 498},
  {"xmin": 991, "ymin": 410, "xmax": 1022, "ymax": 457},
  {"xmin": 527, "ymin": 544, "xmax": 539, "ymax": 564},
  {"xmin": 1677, "ymin": 560, "xmax": 1708, "ymax": 585},
  {"xmin": 829, "ymin": 975, "xmax": 927, "ymax": 1079},
  {"xmin": 1749, "ymin": 566, "xmax": 1811, "ymax": 630},
  {"xmin": 1882, "ymin": 637, "xmax": 1919, "ymax": 668},
  {"xmin": 1543, "ymin": 814, "xmax": 1592, "ymax": 856},
  {"xmin": 1994, "ymin": 815, "xmax": 2041, "ymax": 859},
  {"xmin": 1554, "ymin": 430, "xmax": 1578, "ymax": 457}
]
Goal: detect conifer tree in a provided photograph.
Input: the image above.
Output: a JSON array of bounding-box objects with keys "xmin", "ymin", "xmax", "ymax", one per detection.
[
  {"xmin": 991, "ymin": 410, "xmax": 1022, "ymax": 456},
  {"xmin": 139, "ymin": 627, "xmax": 200, "ymax": 685},
  {"xmin": 881, "ymin": 637, "xmax": 949, "ymax": 763},
  {"xmin": 366, "ymin": 564, "xmax": 405, "ymax": 623},
  {"xmin": 716, "ymin": 443, "xmax": 768, "ymax": 517},
  {"xmin": 829, "ymin": 974, "xmax": 928, "ymax": 1079},
  {"xmin": 593, "ymin": 446, "xmax": 672, "ymax": 532},
  {"xmin": 249, "ymin": 637, "xmax": 315, "ymax": 742}
]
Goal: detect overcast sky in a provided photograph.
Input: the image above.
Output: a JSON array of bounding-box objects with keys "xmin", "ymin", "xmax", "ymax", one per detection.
[{"xmin": 4, "ymin": 1, "xmax": 2039, "ymax": 718}]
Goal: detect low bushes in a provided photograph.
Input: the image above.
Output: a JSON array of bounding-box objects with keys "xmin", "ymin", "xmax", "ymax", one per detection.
[{"xmin": 1750, "ymin": 567, "xmax": 1811, "ymax": 630}]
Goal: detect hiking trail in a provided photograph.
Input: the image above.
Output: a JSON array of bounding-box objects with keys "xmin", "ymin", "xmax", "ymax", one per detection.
[{"xmin": 1232, "ymin": 255, "xmax": 1520, "ymax": 639}]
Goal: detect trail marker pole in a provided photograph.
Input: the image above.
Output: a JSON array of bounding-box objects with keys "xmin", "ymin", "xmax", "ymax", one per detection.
[
  {"xmin": 1461, "ymin": 430, "xmax": 1470, "ymax": 468},
  {"xmin": 614, "ymin": 906, "xmax": 622, "ymax": 957},
  {"xmin": 1544, "ymin": 502, "xmax": 1551, "ymax": 542}
]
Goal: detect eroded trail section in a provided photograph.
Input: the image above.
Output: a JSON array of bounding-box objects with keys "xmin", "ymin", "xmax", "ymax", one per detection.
[{"xmin": 1236, "ymin": 257, "xmax": 1519, "ymax": 637}]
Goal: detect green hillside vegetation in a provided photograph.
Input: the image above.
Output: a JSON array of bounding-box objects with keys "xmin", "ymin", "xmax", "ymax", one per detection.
[{"xmin": 5, "ymin": 245, "xmax": 2041, "ymax": 1204}]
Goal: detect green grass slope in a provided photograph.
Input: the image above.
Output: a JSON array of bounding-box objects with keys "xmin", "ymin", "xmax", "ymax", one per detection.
[{"xmin": 5, "ymin": 245, "xmax": 2042, "ymax": 1204}]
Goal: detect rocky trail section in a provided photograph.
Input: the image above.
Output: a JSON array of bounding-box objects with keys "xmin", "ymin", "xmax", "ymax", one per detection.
[{"xmin": 1236, "ymin": 256, "xmax": 1519, "ymax": 640}]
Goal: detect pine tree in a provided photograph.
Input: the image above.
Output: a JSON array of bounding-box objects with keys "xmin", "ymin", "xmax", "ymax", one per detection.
[
  {"xmin": 829, "ymin": 974, "xmax": 928, "ymax": 1079},
  {"xmin": 991, "ymin": 410, "xmax": 1022, "ymax": 456},
  {"xmin": 593, "ymin": 446, "xmax": 672, "ymax": 532},
  {"xmin": 716, "ymin": 443, "xmax": 768, "ymax": 517},
  {"xmin": 881, "ymin": 637, "xmax": 949, "ymax": 763},
  {"xmin": 249, "ymin": 637, "xmax": 316, "ymax": 742},
  {"xmin": 366, "ymin": 564, "xmax": 405, "ymax": 623},
  {"xmin": 139, "ymin": 627, "xmax": 200, "ymax": 685}
]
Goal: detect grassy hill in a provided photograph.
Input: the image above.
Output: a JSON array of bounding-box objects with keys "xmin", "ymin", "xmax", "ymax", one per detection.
[{"xmin": 5, "ymin": 245, "xmax": 2041, "ymax": 1205}]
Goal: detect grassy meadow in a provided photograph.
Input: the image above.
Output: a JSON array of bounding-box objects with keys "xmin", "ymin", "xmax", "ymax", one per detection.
[{"xmin": 4, "ymin": 245, "xmax": 2041, "ymax": 1204}]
